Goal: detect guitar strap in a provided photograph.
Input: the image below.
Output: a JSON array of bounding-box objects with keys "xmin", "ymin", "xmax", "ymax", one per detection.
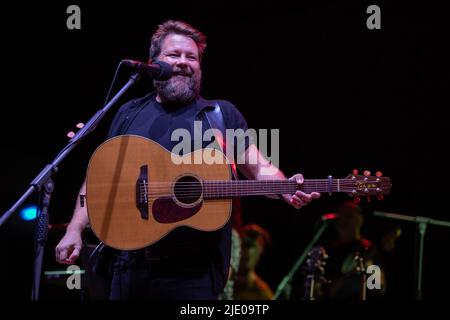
[
  {"xmin": 203, "ymin": 102, "xmax": 238, "ymax": 180},
  {"xmin": 203, "ymin": 103, "xmax": 240, "ymax": 294}
]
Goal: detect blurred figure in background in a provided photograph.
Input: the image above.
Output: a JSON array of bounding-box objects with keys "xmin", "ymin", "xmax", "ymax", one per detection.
[
  {"xmin": 379, "ymin": 226, "xmax": 402, "ymax": 254},
  {"xmin": 219, "ymin": 228, "xmax": 242, "ymax": 300},
  {"xmin": 370, "ymin": 225, "xmax": 402, "ymax": 299},
  {"xmin": 234, "ymin": 224, "xmax": 273, "ymax": 300},
  {"xmin": 322, "ymin": 201, "xmax": 378, "ymax": 299},
  {"xmin": 294, "ymin": 200, "xmax": 403, "ymax": 300}
]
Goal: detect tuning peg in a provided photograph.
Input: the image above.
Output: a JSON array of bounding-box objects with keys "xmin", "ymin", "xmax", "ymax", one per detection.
[
  {"xmin": 67, "ymin": 131, "xmax": 75, "ymax": 138},
  {"xmin": 353, "ymin": 196, "xmax": 361, "ymax": 204},
  {"xmin": 377, "ymin": 194, "xmax": 384, "ymax": 201},
  {"xmin": 364, "ymin": 170, "xmax": 371, "ymax": 177},
  {"xmin": 76, "ymin": 122, "xmax": 85, "ymax": 129},
  {"xmin": 375, "ymin": 171, "xmax": 383, "ymax": 177},
  {"xmin": 352, "ymin": 169, "xmax": 359, "ymax": 176}
]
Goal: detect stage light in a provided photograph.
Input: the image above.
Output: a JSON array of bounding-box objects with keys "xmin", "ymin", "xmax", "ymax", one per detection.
[{"xmin": 20, "ymin": 205, "xmax": 38, "ymax": 221}]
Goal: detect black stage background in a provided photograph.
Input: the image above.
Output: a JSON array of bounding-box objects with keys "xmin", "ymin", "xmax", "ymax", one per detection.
[{"xmin": 0, "ymin": 0, "xmax": 448, "ymax": 301}]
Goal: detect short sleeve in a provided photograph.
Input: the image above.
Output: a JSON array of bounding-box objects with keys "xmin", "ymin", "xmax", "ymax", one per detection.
[{"xmin": 218, "ymin": 100, "xmax": 254, "ymax": 157}]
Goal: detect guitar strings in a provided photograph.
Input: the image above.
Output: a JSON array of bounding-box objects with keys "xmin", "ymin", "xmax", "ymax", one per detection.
[
  {"xmin": 122, "ymin": 179, "xmax": 387, "ymax": 198},
  {"xmin": 141, "ymin": 182, "xmax": 375, "ymax": 194},
  {"xmin": 143, "ymin": 185, "xmax": 365, "ymax": 198},
  {"xmin": 139, "ymin": 179, "xmax": 385, "ymax": 185}
]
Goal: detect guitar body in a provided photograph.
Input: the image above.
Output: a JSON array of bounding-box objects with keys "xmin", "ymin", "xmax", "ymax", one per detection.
[{"xmin": 87, "ymin": 135, "xmax": 232, "ymax": 250}]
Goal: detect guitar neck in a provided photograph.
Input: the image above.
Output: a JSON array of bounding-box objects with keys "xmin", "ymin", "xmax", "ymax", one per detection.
[{"xmin": 202, "ymin": 179, "xmax": 347, "ymax": 198}]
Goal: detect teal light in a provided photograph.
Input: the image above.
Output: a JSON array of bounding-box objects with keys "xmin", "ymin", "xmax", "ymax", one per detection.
[{"xmin": 20, "ymin": 205, "xmax": 38, "ymax": 221}]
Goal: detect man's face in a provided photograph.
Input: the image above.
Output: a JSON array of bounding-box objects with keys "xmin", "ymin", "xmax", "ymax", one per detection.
[
  {"xmin": 154, "ymin": 33, "xmax": 202, "ymax": 103},
  {"xmin": 240, "ymin": 240, "xmax": 263, "ymax": 272}
]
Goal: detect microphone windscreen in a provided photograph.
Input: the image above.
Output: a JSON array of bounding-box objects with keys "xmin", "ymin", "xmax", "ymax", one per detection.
[{"xmin": 154, "ymin": 60, "xmax": 173, "ymax": 81}]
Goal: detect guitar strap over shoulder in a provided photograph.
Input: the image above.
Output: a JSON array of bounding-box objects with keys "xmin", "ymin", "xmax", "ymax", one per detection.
[{"xmin": 203, "ymin": 102, "xmax": 238, "ymax": 180}]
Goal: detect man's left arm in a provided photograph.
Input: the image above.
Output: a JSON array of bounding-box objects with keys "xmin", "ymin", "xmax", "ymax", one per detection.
[{"xmin": 237, "ymin": 144, "xmax": 320, "ymax": 209}]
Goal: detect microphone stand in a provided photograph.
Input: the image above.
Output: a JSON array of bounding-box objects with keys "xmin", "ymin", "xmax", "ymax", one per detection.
[
  {"xmin": 0, "ymin": 71, "xmax": 142, "ymax": 300},
  {"xmin": 272, "ymin": 218, "xmax": 330, "ymax": 300},
  {"xmin": 373, "ymin": 211, "xmax": 450, "ymax": 300}
]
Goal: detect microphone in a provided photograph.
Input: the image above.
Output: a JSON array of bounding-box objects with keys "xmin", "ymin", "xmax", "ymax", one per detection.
[{"xmin": 122, "ymin": 59, "xmax": 173, "ymax": 80}]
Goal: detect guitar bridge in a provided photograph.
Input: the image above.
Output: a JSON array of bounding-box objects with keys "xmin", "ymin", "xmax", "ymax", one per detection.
[{"xmin": 136, "ymin": 165, "xmax": 149, "ymax": 220}]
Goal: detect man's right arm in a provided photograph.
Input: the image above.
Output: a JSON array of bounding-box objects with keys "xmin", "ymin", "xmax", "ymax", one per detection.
[{"xmin": 55, "ymin": 179, "xmax": 89, "ymax": 264}]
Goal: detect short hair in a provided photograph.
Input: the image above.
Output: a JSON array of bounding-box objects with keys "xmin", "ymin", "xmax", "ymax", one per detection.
[
  {"xmin": 336, "ymin": 200, "xmax": 362, "ymax": 216},
  {"xmin": 149, "ymin": 20, "xmax": 207, "ymax": 61}
]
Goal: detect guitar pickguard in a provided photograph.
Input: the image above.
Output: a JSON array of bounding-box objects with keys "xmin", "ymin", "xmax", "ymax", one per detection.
[{"xmin": 152, "ymin": 198, "xmax": 203, "ymax": 223}]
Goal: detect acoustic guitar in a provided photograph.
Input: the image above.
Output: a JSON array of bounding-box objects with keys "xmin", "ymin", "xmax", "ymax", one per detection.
[{"xmin": 86, "ymin": 135, "xmax": 391, "ymax": 250}]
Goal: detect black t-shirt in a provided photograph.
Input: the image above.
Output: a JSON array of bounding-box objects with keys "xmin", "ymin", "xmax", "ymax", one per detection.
[{"xmin": 106, "ymin": 92, "xmax": 249, "ymax": 293}]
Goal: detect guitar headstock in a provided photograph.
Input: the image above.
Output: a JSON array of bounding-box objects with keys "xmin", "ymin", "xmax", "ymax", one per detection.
[
  {"xmin": 303, "ymin": 246, "xmax": 328, "ymax": 300},
  {"xmin": 342, "ymin": 169, "xmax": 392, "ymax": 202},
  {"xmin": 305, "ymin": 246, "xmax": 328, "ymax": 276}
]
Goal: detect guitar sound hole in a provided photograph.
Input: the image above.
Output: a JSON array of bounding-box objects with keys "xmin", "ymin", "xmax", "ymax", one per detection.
[{"xmin": 174, "ymin": 176, "xmax": 202, "ymax": 205}]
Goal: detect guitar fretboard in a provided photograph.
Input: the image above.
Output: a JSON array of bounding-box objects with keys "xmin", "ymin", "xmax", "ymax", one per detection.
[{"xmin": 201, "ymin": 179, "xmax": 350, "ymax": 198}]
